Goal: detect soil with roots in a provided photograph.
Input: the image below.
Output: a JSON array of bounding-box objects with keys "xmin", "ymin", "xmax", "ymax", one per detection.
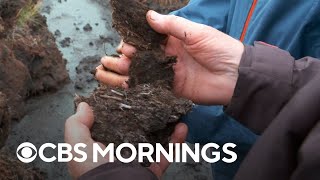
[
  {"xmin": 0, "ymin": 151, "xmax": 45, "ymax": 180},
  {"xmin": 0, "ymin": 93, "xmax": 10, "ymax": 149}
]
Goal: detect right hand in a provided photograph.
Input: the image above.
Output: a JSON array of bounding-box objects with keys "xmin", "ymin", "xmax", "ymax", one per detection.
[{"xmin": 96, "ymin": 10, "xmax": 244, "ymax": 105}]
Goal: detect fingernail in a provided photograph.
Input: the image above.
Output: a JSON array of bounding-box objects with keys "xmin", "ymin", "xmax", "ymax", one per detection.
[
  {"xmin": 149, "ymin": 10, "xmax": 161, "ymax": 21},
  {"xmin": 122, "ymin": 82, "xmax": 129, "ymax": 89}
]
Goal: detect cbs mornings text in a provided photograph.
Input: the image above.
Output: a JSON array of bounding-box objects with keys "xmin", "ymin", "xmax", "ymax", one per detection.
[{"xmin": 17, "ymin": 142, "xmax": 237, "ymax": 164}]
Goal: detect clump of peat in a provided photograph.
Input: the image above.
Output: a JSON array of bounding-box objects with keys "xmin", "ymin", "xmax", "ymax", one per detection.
[
  {"xmin": 0, "ymin": 0, "xmax": 69, "ymax": 120},
  {"xmin": 0, "ymin": 93, "xmax": 10, "ymax": 149},
  {"xmin": 110, "ymin": 0, "xmax": 176, "ymax": 87},
  {"xmin": 138, "ymin": 0, "xmax": 189, "ymax": 14},
  {"xmin": 75, "ymin": 0, "xmax": 192, "ymax": 166},
  {"xmin": 0, "ymin": 151, "xmax": 45, "ymax": 180}
]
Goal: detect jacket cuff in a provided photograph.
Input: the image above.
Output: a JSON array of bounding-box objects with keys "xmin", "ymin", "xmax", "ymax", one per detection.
[
  {"xmin": 79, "ymin": 161, "xmax": 157, "ymax": 180},
  {"xmin": 225, "ymin": 42, "xmax": 295, "ymax": 134}
]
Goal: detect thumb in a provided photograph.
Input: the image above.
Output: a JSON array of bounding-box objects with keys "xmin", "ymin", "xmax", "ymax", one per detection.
[
  {"xmin": 146, "ymin": 10, "xmax": 207, "ymax": 45},
  {"xmin": 65, "ymin": 102, "xmax": 95, "ymax": 145},
  {"xmin": 75, "ymin": 102, "xmax": 95, "ymax": 129}
]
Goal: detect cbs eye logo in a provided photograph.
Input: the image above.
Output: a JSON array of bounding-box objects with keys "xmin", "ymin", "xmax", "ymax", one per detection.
[{"xmin": 16, "ymin": 142, "xmax": 37, "ymax": 163}]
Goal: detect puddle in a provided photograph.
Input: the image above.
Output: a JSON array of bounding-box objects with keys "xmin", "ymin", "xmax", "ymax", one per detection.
[{"xmin": 42, "ymin": 0, "xmax": 119, "ymax": 81}]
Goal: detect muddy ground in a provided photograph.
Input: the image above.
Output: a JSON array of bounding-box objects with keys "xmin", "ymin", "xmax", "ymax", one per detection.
[
  {"xmin": 0, "ymin": 0, "xmax": 69, "ymax": 121},
  {"xmin": 2, "ymin": 0, "xmax": 213, "ymax": 179}
]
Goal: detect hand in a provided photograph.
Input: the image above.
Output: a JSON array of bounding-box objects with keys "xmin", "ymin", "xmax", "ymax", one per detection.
[
  {"xmin": 96, "ymin": 11, "xmax": 244, "ymax": 105},
  {"xmin": 65, "ymin": 102, "xmax": 188, "ymax": 179},
  {"xmin": 65, "ymin": 102, "xmax": 108, "ymax": 179},
  {"xmin": 148, "ymin": 123, "xmax": 188, "ymax": 179}
]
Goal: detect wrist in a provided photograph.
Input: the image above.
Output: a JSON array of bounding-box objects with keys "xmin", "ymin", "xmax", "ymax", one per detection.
[{"xmin": 223, "ymin": 41, "xmax": 244, "ymax": 105}]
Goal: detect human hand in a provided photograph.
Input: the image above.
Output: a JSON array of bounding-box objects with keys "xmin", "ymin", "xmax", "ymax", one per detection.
[
  {"xmin": 65, "ymin": 102, "xmax": 188, "ymax": 179},
  {"xmin": 65, "ymin": 102, "xmax": 108, "ymax": 179},
  {"xmin": 96, "ymin": 11, "xmax": 243, "ymax": 105},
  {"xmin": 148, "ymin": 123, "xmax": 188, "ymax": 179}
]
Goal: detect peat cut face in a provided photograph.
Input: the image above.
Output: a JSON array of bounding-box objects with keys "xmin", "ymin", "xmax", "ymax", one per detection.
[
  {"xmin": 128, "ymin": 51, "xmax": 176, "ymax": 88},
  {"xmin": 0, "ymin": 92, "xmax": 10, "ymax": 149},
  {"xmin": 110, "ymin": 0, "xmax": 177, "ymax": 88},
  {"xmin": 110, "ymin": 0, "xmax": 167, "ymax": 50},
  {"xmin": 75, "ymin": 85, "xmax": 192, "ymax": 166},
  {"xmin": 0, "ymin": 151, "xmax": 45, "ymax": 180}
]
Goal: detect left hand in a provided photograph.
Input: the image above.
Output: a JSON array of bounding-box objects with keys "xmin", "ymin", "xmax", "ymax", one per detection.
[
  {"xmin": 65, "ymin": 102, "xmax": 108, "ymax": 179},
  {"xmin": 65, "ymin": 102, "xmax": 188, "ymax": 179}
]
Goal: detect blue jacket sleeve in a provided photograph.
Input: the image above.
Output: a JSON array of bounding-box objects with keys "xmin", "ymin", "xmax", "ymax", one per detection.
[{"xmin": 171, "ymin": 0, "xmax": 230, "ymax": 33}]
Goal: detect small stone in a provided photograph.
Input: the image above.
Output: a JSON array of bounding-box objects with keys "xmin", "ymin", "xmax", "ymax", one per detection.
[
  {"xmin": 59, "ymin": 37, "xmax": 72, "ymax": 48},
  {"xmin": 83, "ymin": 23, "xmax": 93, "ymax": 32},
  {"xmin": 54, "ymin": 30, "xmax": 61, "ymax": 37}
]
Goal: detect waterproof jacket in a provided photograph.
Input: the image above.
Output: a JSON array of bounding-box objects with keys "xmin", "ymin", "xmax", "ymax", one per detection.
[
  {"xmin": 171, "ymin": 1, "xmax": 320, "ymax": 179},
  {"xmin": 173, "ymin": 0, "xmax": 320, "ymax": 59}
]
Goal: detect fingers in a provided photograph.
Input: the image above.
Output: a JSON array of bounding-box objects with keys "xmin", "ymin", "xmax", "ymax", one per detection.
[
  {"xmin": 101, "ymin": 55, "xmax": 131, "ymax": 75},
  {"xmin": 95, "ymin": 65, "xmax": 129, "ymax": 88},
  {"xmin": 65, "ymin": 102, "xmax": 94, "ymax": 146},
  {"xmin": 116, "ymin": 40, "xmax": 124, "ymax": 54},
  {"xmin": 170, "ymin": 123, "xmax": 188, "ymax": 144},
  {"xmin": 116, "ymin": 40, "xmax": 137, "ymax": 58},
  {"xmin": 146, "ymin": 10, "xmax": 209, "ymax": 45},
  {"xmin": 149, "ymin": 123, "xmax": 188, "ymax": 178},
  {"xmin": 65, "ymin": 103, "xmax": 108, "ymax": 179},
  {"xmin": 75, "ymin": 102, "xmax": 94, "ymax": 128},
  {"xmin": 158, "ymin": 123, "xmax": 188, "ymax": 171}
]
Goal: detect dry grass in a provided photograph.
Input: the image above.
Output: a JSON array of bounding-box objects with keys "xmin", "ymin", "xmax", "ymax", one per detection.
[{"xmin": 16, "ymin": 0, "xmax": 42, "ymax": 27}]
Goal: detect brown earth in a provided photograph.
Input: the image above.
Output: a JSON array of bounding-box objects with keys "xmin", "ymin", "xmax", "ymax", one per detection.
[
  {"xmin": 92, "ymin": 0, "xmax": 189, "ymax": 15},
  {"xmin": 75, "ymin": 85, "xmax": 192, "ymax": 166},
  {"xmin": 0, "ymin": 0, "xmax": 69, "ymax": 120},
  {"xmin": 0, "ymin": 92, "xmax": 10, "ymax": 149},
  {"xmin": 111, "ymin": 0, "xmax": 177, "ymax": 87},
  {"xmin": 138, "ymin": 0, "xmax": 189, "ymax": 14},
  {"xmin": 75, "ymin": 0, "xmax": 192, "ymax": 166},
  {"xmin": 0, "ymin": 0, "xmax": 68, "ymax": 179},
  {"xmin": 0, "ymin": 151, "xmax": 45, "ymax": 180}
]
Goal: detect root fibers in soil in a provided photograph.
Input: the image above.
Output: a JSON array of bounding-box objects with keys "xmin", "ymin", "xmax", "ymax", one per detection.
[
  {"xmin": 0, "ymin": 151, "xmax": 45, "ymax": 180},
  {"xmin": 75, "ymin": 0, "xmax": 192, "ymax": 166}
]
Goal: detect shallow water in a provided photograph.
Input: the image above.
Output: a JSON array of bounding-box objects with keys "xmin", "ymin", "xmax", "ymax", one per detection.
[{"xmin": 42, "ymin": 0, "xmax": 118, "ymax": 81}]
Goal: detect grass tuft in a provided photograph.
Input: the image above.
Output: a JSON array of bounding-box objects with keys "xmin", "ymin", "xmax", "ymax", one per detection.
[{"xmin": 16, "ymin": 0, "xmax": 42, "ymax": 28}]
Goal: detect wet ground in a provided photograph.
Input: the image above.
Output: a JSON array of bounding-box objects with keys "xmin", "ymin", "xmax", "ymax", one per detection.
[{"xmin": 4, "ymin": 0, "xmax": 212, "ymax": 179}]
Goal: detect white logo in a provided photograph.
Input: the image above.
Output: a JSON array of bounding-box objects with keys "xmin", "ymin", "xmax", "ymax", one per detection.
[
  {"xmin": 16, "ymin": 142, "xmax": 238, "ymax": 164},
  {"xmin": 16, "ymin": 142, "xmax": 38, "ymax": 163}
]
